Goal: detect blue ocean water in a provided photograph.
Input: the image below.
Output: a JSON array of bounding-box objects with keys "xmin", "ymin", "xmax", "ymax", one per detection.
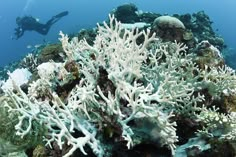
[{"xmin": 0, "ymin": 0, "xmax": 235, "ymax": 67}]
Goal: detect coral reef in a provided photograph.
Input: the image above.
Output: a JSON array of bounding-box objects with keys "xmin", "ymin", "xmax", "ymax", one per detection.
[{"xmin": 0, "ymin": 4, "xmax": 236, "ymax": 157}]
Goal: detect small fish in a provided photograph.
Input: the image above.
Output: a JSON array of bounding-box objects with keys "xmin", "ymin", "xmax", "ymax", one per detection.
[
  {"xmin": 26, "ymin": 45, "xmax": 32, "ymax": 49},
  {"xmin": 27, "ymin": 44, "xmax": 41, "ymax": 49},
  {"xmin": 34, "ymin": 44, "xmax": 41, "ymax": 48}
]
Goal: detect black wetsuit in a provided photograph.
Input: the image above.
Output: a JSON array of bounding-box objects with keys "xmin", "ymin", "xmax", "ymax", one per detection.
[{"xmin": 14, "ymin": 11, "xmax": 68, "ymax": 39}]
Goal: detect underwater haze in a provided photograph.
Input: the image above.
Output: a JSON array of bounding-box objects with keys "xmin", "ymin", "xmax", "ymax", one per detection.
[{"xmin": 0, "ymin": 0, "xmax": 235, "ymax": 67}]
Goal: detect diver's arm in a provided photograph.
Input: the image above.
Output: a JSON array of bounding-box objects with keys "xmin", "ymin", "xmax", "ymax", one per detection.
[{"xmin": 14, "ymin": 27, "xmax": 24, "ymax": 39}]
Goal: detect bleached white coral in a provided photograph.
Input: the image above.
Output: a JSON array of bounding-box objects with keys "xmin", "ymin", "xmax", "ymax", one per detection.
[
  {"xmin": 58, "ymin": 14, "xmax": 180, "ymax": 154},
  {"xmin": 121, "ymin": 22, "xmax": 150, "ymax": 30},
  {"xmin": 200, "ymin": 65, "xmax": 236, "ymax": 98},
  {"xmin": 143, "ymin": 41, "xmax": 205, "ymax": 116},
  {"xmin": 3, "ymin": 14, "xmax": 168, "ymax": 157},
  {"xmin": 60, "ymin": 14, "xmax": 156, "ymax": 84},
  {"xmin": 197, "ymin": 107, "xmax": 236, "ymax": 141},
  {"xmin": 37, "ymin": 61, "xmax": 65, "ymax": 81},
  {"xmin": 5, "ymin": 13, "xmax": 236, "ymax": 157},
  {"xmin": 1, "ymin": 68, "xmax": 32, "ymax": 91},
  {"xmin": 3, "ymin": 83, "xmax": 104, "ymax": 157},
  {"xmin": 68, "ymin": 78, "xmax": 178, "ymax": 153},
  {"xmin": 27, "ymin": 79, "xmax": 52, "ymax": 100}
]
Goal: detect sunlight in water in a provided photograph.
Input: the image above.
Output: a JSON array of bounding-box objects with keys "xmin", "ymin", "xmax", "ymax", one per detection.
[{"xmin": 23, "ymin": 0, "xmax": 34, "ymax": 14}]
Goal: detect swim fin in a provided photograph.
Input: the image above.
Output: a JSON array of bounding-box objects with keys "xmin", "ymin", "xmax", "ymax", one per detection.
[
  {"xmin": 54, "ymin": 11, "xmax": 69, "ymax": 18},
  {"xmin": 47, "ymin": 11, "xmax": 69, "ymax": 26}
]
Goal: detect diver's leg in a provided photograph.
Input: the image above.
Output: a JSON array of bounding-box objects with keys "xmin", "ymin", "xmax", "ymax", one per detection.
[{"xmin": 35, "ymin": 24, "xmax": 49, "ymax": 35}]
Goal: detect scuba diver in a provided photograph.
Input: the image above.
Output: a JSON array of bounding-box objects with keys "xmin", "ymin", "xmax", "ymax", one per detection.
[{"xmin": 14, "ymin": 11, "xmax": 68, "ymax": 39}]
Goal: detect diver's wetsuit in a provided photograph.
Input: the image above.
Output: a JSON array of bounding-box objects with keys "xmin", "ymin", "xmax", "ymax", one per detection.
[{"xmin": 14, "ymin": 11, "xmax": 68, "ymax": 39}]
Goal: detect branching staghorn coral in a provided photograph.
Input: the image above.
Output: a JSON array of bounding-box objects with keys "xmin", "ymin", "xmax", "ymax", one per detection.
[
  {"xmin": 58, "ymin": 14, "xmax": 178, "ymax": 153},
  {"xmin": 200, "ymin": 65, "xmax": 236, "ymax": 98},
  {"xmin": 143, "ymin": 41, "xmax": 205, "ymax": 117},
  {"xmin": 68, "ymin": 78, "xmax": 178, "ymax": 152},
  {"xmin": 0, "ymin": 96, "xmax": 44, "ymax": 156},
  {"xmin": 3, "ymin": 82, "xmax": 103, "ymax": 157},
  {"xmin": 196, "ymin": 106, "xmax": 236, "ymax": 143}
]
